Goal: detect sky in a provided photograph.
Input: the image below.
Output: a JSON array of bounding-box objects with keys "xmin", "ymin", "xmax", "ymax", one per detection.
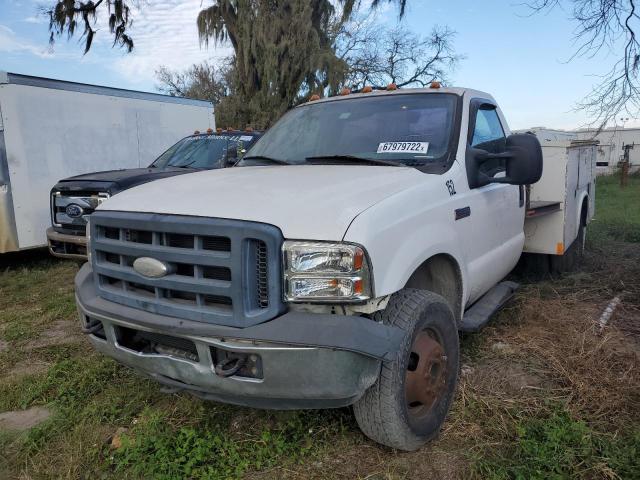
[{"xmin": 0, "ymin": 0, "xmax": 631, "ymax": 130}]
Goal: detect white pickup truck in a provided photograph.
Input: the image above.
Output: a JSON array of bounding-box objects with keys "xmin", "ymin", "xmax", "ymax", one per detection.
[{"xmin": 74, "ymin": 84, "xmax": 595, "ymax": 450}]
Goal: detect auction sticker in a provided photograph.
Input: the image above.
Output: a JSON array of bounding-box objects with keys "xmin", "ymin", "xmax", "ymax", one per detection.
[{"xmin": 377, "ymin": 142, "xmax": 429, "ymax": 154}]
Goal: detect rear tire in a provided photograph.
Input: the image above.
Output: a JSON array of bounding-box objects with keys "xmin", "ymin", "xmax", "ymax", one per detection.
[
  {"xmin": 550, "ymin": 222, "xmax": 586, "ymax": 274},
  {"xmin": 353, "ymin": 289, "xmax": 459, "ymax": 451}
]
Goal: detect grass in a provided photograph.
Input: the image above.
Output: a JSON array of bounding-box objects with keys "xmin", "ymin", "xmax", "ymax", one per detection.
[
  {"xmin": 0, "ymin": 174, "xmax": 638, "ymax": 479},
  {"xmin": 474, "ymin": 406, "xmax": 640, "ymax": 480},
  {"xmin": 591, "ymin": 172, "xmax": 640, "ymax": 243}
]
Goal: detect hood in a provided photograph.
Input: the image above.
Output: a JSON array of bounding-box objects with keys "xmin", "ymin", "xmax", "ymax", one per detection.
[
  {"xmin": 99, "ymin": 165, "xmax": 428, "ymax": 240},
  {"xmin": 54, "ymin": 167, "xmax": 196, "ymax": 195}
]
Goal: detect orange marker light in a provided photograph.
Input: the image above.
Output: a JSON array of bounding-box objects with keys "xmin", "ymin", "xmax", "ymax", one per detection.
[
  {"xmin": 193, "ymin": 130, "xmax": 200, "ymax": 135},
  {"xmin": 353, "ymin": 248, "xmax": 364, "ymax": 271},
  {"xmin": 361, "ymin": 86, "xmax": 373, "ymax": 93},
  {"xmin": 556, "ymin": 242, "xmax": 564, "ymax": 255},
  {"xmin": 386, "ymin": 83, "xmax": 397, "ymax": 91},
  {"xmin": 245, "ymin": 126, "xmax": 254, "ymax": 132},
  {"xmin": 216, "ymin": 127, "xmax": 223, "ymax": 133},
  {"xmin": 340, "ymin": 88, "xmax": 351, "ymax": 96},
  {"xmin": 309, "ymin": 94, "xmax": 320, "ymax": 101},
  {"xmin": 353, "ymin": 279, "xmax": 363, "ymax": 295},
  {"xmin": 206, "ymin": 128, "xmax": 213, "ymax": 134},
  {"xmin": 430, "ymin": 81, "xmax": 441, "ymax": 89}
]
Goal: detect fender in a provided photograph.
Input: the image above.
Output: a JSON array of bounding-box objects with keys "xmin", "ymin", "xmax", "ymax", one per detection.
[{"xmin": 343, "ymin": 178, "xmax": 470, "ymax": 309}]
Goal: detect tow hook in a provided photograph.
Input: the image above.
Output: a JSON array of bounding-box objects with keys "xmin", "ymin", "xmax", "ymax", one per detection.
[{"xmin": 214, "ymin": 355, "xmax": 247, "ymax": 377}]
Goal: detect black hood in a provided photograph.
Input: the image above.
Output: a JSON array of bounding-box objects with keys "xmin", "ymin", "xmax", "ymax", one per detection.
[{"xmin": 53, "ymin": 167, "xmax": 196, "ymax": 195}]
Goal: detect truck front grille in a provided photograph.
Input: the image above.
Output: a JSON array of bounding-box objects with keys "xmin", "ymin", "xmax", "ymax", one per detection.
[
  {"xmin": 90, "ymin": 211, "xmax": 284, "ymax": 327},
  {"xmin": 52, "ymin": 191, "xmax": 109, "ymax": 233}
]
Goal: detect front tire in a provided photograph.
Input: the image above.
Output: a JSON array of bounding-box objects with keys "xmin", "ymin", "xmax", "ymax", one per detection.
[{"xmin": 353, "ymin": 289, "xmax": 459, "ymax": 451}]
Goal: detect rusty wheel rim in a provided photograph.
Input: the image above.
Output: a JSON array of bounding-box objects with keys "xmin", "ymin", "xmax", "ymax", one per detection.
[{"xmin": 405, "ymin": 329, "xmax": 447, "ymax": 420}]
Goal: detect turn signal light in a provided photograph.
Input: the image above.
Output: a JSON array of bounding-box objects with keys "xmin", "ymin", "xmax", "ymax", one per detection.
[{"xmin": 386, "ymin": 83, "xmax": 397, "ymax": 91}]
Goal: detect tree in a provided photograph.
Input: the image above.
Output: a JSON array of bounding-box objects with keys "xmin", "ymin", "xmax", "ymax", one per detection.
[
  {"xmin": 156, "ymin": 59, "xmax": 246, "ymax": 129},
  {"xmin": 46, "ymin": 0, "xmax": 137, "ymax": 54},
  {"xmin": 44, "ymin": 0, "xmax": 408, "ymax": 127},
  {"xmin": 529, "ymin": 0, "xmax": 640, "ymax": 128},
  {"xmin": 156, "ymin": 60, "xmax": 231, "ymax": 105},
  {"xmin": 336, "ymin": 18, "xmax": 461, "ymax": 90}
]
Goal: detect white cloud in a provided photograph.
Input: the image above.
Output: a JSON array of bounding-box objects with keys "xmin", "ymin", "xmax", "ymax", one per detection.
[
  {"xmin": 0, "ymin": 24, "xmax": 52, "ymax": 58},
  {"xmin": 105, "ymin": 0, "xmax": 232, "ymax": 86},
  {"xmin": 23, "ymin": 15, "xmax": 47, "ymax": 24}
]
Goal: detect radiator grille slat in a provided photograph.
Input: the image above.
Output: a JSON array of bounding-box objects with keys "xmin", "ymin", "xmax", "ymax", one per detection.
[{"xmin": 91, "ymin": 212, "xmax": 283, "ymax": 327}]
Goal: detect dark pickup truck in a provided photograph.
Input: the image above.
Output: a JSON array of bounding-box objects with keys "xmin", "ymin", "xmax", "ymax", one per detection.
[{"xmin": 47, "ymin": 129, "xmax": 261, "ymax": 259}]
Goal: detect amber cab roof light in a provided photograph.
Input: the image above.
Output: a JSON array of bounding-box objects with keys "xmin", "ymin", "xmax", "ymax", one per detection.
[
  {"xmin": 193, "ymin": 130, "xmax": 200, "ymax": 135},
  {"xmin": 309, "ymin": 94, "xmax": 321, "ymax": 101},
  {"xmin": 430, "ymin": 81, "xmax": 441, "ymax": 89},
  {"xmin": 340, "ymin": 88, "xmax": 351, "ymax": 96},
  {"xmin": 386, "ymin": 83, "xmax": 398, "ymax": 91},
  {"xmin": 361, "ymin": 86, "xmax": 373, "ymax": 93}
]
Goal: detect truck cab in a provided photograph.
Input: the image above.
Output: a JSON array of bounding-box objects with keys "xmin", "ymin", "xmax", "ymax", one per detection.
[
  {"xmin": 47, "ymin": 129, "xmax": 261, "ymax": 259},
  {"xmin": 74, "ymin": 85, "xmax": 591, "ymax": 451}
]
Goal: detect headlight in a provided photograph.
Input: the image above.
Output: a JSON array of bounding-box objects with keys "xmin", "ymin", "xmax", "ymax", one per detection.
[
  {"xmin": 283, "ymin": 241, "xmax": 372, "ymax": 302},
  {"xmin": 85, "ymin": 216, "xmax": 92, "ymax": 264}
]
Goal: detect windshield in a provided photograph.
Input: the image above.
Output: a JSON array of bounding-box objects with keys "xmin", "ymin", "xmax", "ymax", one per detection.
[
  {"xmin": 246, "ymin": 93, "xmax": 458, "ymax": 166},
  {"xmin": 150, "ymin": 135, "xmax": 256, "ymax": 169}
]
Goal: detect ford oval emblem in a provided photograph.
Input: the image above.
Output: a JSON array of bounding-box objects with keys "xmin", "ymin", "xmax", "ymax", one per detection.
[
  {"xmin": 133, "ymin": 257, "xmax": 172, "ymax": 278},
  {"xmin": 65, "ymin": 204, "xmax": 84, "ymax": 218}
]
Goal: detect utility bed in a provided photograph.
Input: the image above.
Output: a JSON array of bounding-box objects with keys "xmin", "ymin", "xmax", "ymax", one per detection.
[{"xmin": 523, "ymin": 140, "xmax": 597, "ymax": 255}]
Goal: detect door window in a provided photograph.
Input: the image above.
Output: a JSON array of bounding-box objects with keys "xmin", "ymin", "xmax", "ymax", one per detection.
[{"xmin": 471, "ymin": 106, "xmax": 507, "ymax": 177}]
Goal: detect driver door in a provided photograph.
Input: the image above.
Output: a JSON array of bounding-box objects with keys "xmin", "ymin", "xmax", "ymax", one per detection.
[{"xmin": 461, "ymin": 101, "xmax": 524, "ymax": 303}]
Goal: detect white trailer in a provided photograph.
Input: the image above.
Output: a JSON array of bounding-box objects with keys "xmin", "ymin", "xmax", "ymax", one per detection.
[{"xmin": 0, "ymin": 72, "xmax": 214, "ymax": 254}]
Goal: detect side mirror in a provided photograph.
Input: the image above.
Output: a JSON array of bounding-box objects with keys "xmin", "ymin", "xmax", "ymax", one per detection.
[{"xmin": 467, "ymin": 133, "xmax": 543, "ymax": 188}]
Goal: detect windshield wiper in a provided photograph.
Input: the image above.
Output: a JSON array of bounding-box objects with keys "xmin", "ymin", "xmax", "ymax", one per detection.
[
  {"xmin": 305, "ymin": 155, "xmax": 402, "ymax": 167},
  {"xmin": 242, "ymin": 155, "xmax": 292, "ymax": 165}
]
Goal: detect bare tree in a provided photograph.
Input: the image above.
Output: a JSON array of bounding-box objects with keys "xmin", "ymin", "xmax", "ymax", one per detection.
[
  {"xmin": 156, "ymin": 60, "xmax": 232, "ymax": 104},
  {"xmin": 529, "ymin": 0, "xmax": 640, "ymax": 128},
  {"xmin": 156, "ymin": 60, "xmax": 252, "ymax": 129},
  {"xmin": 337, "ymin": 19, "xmax": 461, "ymax": 90}
]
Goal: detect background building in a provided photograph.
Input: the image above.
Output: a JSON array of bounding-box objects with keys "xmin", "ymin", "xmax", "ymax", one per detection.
[{"xmin": 516, "ymin": 126, "xmax": 640, "ymax": 175}]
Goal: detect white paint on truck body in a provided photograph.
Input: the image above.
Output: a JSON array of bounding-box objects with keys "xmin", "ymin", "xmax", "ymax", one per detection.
[
  {"xmin": 0, "ymin": 72, "xmax": 214, "ymax": 253},
  {"xmin": 524, "ymin": 141, "xmax": 596, "ymax": 255},
  {"xmin": 96, "ymin": 86, "xmax": 594, "ymax": 320},
  {"xmin": 99, "ymin": 87, "xmax": 532, "ymax": 316}
]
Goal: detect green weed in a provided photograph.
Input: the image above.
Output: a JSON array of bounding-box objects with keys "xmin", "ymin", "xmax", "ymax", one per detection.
[
  {"xmin": 473, "ymin": 406, "xmax": 640, "ymax": 479},
  {"xmin": 110, "ymin": 407, "xmax": 352, "ymax": 479}
]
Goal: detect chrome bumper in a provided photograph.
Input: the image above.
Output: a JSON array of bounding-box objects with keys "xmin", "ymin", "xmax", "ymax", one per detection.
[{"xmin": 47, "ymin": 227, "xmax": 87, "ymax": 260}]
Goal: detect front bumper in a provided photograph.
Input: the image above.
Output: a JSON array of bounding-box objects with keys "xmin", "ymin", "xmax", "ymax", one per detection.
[
  {"xmin": 47, "ymin": 227, "xmax": 87, "ymax": 260},
  {"xmin": 75, "ymin": 264, "xmax": 403, "ymax": 409}
]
